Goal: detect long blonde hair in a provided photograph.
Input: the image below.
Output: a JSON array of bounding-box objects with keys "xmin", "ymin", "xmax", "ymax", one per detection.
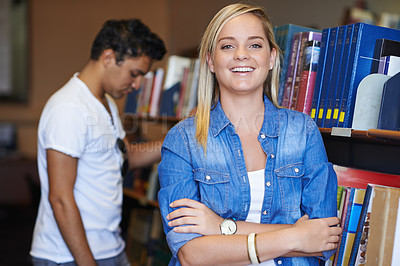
[{"xmin": 195, "ymin": 3, "xmax": 281, "ymax": 150}]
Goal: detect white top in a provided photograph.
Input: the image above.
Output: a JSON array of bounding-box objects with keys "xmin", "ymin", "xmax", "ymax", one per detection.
[
  {"xmin": 246, "ymin": 169, "xmax": 276, "ymax": 266},
  {"xmin": 31, "ymin": 73, "xmax": 126, "ymax": 263}
]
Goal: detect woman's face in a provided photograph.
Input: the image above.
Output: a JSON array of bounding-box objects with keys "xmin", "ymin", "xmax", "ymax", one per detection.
[{"xmin": 207, "ymin": 13, "xmax": 276, "ymax": 97}]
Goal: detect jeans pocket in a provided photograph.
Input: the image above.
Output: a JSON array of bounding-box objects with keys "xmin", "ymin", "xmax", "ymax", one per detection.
[
  {"xmin": 275, "ymin": 162, "xmax": 304, "ymax": 211},
  {"xmin": 194, "ymin": 168, "xmax": 230, "ymax": 214}
]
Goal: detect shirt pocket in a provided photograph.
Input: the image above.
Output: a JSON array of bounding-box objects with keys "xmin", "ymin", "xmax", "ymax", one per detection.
[
  {"xmin": 275, "ymin": 162, "xmax": 304, "ymax": 212},
  {"xmin": 194, "ymin": 169, "xmax": 230, "ymax": 214}
]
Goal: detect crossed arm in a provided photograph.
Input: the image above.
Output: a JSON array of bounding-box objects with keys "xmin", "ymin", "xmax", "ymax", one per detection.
[{"xmin": 166, "ymin": 198, "xmax": 341, "ymax": 266}]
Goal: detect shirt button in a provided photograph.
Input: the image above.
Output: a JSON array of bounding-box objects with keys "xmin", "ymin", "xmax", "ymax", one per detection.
[
  {"xmin": 277, "ymin": 260, "xmax": 282, "ymax": 265},
  {"xmin": 270, "ymin": 154, "xmax": 275, "ymax": 159},
  {"xmin": 263, "ymin": 210, "xmax": 267, "ymax": 215},
  {"xmin": 205, "ymin": 175, "xmax": 211, "ymax": 181},
  {"xmin": 260, "ymin": 134, "xmax": 266, "ymax": 139},
  {"xmin": 294, "ymin": 168, "xmax": 299, "ymax": 173},
  {"xmin": 266, "ymin": 181, "xmax": 271, "ymax": 187}
]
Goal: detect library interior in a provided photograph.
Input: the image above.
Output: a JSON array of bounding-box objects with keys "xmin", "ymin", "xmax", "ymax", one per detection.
[{"xmin": 1, "ymin": 0, "xmax": 400, "ymax": 265}]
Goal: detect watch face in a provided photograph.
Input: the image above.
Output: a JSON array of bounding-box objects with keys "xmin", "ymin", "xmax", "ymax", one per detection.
[{"xmin": 221, "ymin": 219, "xmax": 237, "ymax": 235}]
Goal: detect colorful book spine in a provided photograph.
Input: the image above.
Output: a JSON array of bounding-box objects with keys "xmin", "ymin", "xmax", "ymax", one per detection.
[
  {"xmin": 316, "ymin": 27, "xmax": 339, "ymax": 127},
  {"xmin": 331, "ymin": 25, "xmax": 354, "ymax": 128},
  {"xmin": 310, "ymin": 28, "xmax": 331, "ymax": 121},
  {"xmin": 323, "ymin": 25, "xmax": 347, "ymax": 128},
  {"xmin": 290, "ymin": 31, "xmax": 321, "ymax": 111},
  {"xmin": 295, "ymin": 39, "xmax": 320, "ymax": 115}
]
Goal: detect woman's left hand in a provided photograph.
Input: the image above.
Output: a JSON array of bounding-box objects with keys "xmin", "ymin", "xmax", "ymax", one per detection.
[{"xmin": 167, "ymin": 198, "xmax": 224, "ymax": 235}]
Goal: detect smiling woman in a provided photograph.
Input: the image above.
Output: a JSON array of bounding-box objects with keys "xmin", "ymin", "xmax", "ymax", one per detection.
[{"xmin": 157, "ymin": 3, "xmax": 340, "ymax": 266}]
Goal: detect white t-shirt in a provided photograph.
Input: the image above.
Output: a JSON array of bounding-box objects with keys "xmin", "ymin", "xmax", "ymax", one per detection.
[
  {"xmin": 30, "ymin": 73, "xmax": 126, "ymax": 263},
  {"xmin": 247, "ymin": 169, "xmax": 276, "ymax": 266}
]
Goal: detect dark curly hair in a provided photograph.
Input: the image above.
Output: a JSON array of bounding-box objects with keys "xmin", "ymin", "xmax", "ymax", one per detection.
[{"xmin": 90, "ymin": 19, "xmax": 166, "ymax": 63}]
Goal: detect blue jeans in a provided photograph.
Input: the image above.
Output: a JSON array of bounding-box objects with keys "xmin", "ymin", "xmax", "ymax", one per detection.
[{"xmin": 31, "ymin": 252, "xmax": 131, "ymax": 266}]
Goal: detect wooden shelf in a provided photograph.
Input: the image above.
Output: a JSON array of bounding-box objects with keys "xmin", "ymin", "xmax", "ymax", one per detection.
[
  {"xmin": 319, "ymin": 128, "xmax": 400, "ymax": 145},
  {"xmin": 123, "ymin": 188, "xmax": 159, "ymax": 208}
]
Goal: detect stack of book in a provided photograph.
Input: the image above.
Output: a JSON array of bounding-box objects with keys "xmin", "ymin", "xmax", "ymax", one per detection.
[{"xmin": 326, "ymin": 165, "xmax": 400, "ymax": 266}]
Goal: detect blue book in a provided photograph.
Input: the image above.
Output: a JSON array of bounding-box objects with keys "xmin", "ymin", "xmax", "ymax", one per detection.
[
  {"xmin": 159, "ymin": 82, "xmax": 181, "ymax": 117},
  {"xmin": 338, "ymin": 23, "xmax": 400, "ymax": 128},
  {"xmin": 370, "ymin": 38, "xmax": 400, "ymax": 73},
  {"xmin": 349, "ymin": 184, "xmax": 375, "ymax": 266},
  {"xmin": 124, "ymin": 87, "xmax": 140, "ymax": 114},
  {"xmin": 323, "ymin": 25, "xmax": 347, "ymax": 128},
  {"xmin": 275, "ymin": 24, "xmax": 321, "ymax": 106},
  {"xmin": 310, "ymin": 28, "xmax": 331, "ymax": 122},
  {"xmin": 377, "ymin": 72, "xmax": 400, "ymax": 131},
  {"xmin": 331, "ymin": 25, "xmax": 354, "ymax": 128},
  {"xmin": 316, "ymin": 26, "xmax": 339, "ymax": 127}
]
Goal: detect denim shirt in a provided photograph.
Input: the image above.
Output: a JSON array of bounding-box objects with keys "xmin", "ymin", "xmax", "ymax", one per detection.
[{"xmin": 158, "ymin": 96, "xmax": 337, "ymax": 266}]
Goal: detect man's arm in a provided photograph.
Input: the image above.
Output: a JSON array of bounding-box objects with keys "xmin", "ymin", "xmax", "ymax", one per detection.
[
  {"xmin": 47, "ymin": 149, "xmax": 96, "ymax": 266},
  {"xmin": 124, "ymin": 137, "xmax": 163, "ymax": 169}
]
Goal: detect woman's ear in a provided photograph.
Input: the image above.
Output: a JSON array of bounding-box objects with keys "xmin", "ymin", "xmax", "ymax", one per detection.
[
  {"xmin": 269, "ymin": 48, "xmax": 277, "ymax": 70},
  {"xmin": 206, "ymin": 52, "xmax": 215, "ymax": 73}
]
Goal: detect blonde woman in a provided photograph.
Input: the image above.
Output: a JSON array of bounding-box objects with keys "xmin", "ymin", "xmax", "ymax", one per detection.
[{"xmin": 158, "ymin": 3, "xmax": 340, "ymax": 265}]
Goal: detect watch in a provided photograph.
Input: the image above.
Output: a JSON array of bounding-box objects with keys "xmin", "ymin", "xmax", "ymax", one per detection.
[{"xmin": 220, "ymin": 218, "xmax": 237, "ymax": 235}]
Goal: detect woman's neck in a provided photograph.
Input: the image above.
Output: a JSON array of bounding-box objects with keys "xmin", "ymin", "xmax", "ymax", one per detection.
[{"xmin": 220, "ymin": 92, "xmax": 265, "ymax": 134}]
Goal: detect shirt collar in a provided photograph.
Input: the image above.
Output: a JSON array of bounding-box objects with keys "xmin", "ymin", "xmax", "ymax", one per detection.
[{"xmin": 210, "ymin": 95, "xmax": 280, "ymax": 138}]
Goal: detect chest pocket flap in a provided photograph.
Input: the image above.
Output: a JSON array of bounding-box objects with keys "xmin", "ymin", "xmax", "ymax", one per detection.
[
  {"xmin": 194, "ymin": 169, "xmax": 230, "ymax": 184},
  {"xmin": 275, "ymin": 163, "xmax": 304, "ymax": 178}
]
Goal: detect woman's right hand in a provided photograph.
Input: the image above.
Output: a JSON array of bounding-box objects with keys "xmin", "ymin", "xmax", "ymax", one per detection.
[{"xmin": 291, "ymin": 214, "xmax": 342, "ymax": 253}]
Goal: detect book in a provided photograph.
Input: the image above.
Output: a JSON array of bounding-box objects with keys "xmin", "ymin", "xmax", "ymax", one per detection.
[
  {"xmin": 175, "ymin": 66, "xmax": 190, "ymax": 119},
  {"xmin": 364, "ymin": 186, "xmax": 400, "ymax": 265},
  {"xmin": 274, "ymin": 24, "xmax": 320, "ymax": 106},
  {"xmin": 148, "ymin": 68, "xmax": 165, "ymax": 117},
  {"xmin": 310, "ymin": 28, "xmax": 331, "ymax": 121},
  {"xmin": 337, "ymin": 23, "xmax": 400, "ymax": 129},
  {"xmin": 370, "ymin": 38, "xmax": 400, "ymax": 74},
  {"xmin": 339, "ymin": 188, "xmax": 366, "ymax": 266},
  {"xmin": 137, "ymin": 71, "xmax": 154, "ymax": 115},
  {"xmin": 124, "ymin": 87, "xmax": 140, "ymax": 114},
  {"xmin": 334, "ymin": 186, "xmax": 355, "ymax": 266},
  {"xmin": 159, "ymin": 55, "xmax": 192, "ymax": 117},
  {"xmin": 351, "ymin": 74, "xmax": 391, "ymax": 131},
  {"xmin": 323, "ymin": 25, "xmax": 347, "ymax": 128},
  {"xmin": 349, "ymin": 184, "xmax": 375, "ymax": 266},
  {"xmin": 184, "ymin": 58, "xmax": 200, "ymax": 117},
  {"xmin": 281, "ymin": 32, "xmax": 302, "ymax": 108},
  {"xmin": 392, "ymin": 197, "xmax": 400, "ymax": 265},
  {"xmin": 290, "ymin": 31, "xmax": 321, "ymax": 111},
  {"xmin": 331, "ymin": 25, "xmax": 355, "ymax": 127},
  {"xmin": 377, "ymin": 72, "xmax": 400, "ymax": 131},
  {"xmin": 296, "ymin": 39, "xmax": 320, "ymax": 115},
  {"xmin": 316, "ymin": 26, "xmax": 339, "ymax": 127}
]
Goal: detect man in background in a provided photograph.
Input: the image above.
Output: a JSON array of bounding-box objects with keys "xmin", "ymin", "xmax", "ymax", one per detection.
[{"xmin": 30, "ymin": 19, "xmax": 166, "ymax": 266}]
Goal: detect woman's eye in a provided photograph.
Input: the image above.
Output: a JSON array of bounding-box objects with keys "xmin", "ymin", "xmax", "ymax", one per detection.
[
  {"xmin": 250, "ymin": 44, "xmax": 262, "ymax": 48},
  {"xmin": 221, "ymin": 44, "xmax": 233, "ymax": 50}
]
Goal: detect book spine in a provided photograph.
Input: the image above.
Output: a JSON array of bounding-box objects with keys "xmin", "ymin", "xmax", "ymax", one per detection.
[
  {"xmin": 316, "ymin": 26, "xmax": 339, "ymax": 128},
  {"xmin": 296, "ymin": 39, "xmax": 320, "ymax": 115},
  {"xmin": 281, "ymin": 32, "xmax": 301, "ymax": 108},
  {"xmin": 338, "ymin": 23, "xmax": 361, "ymax": 128},
  {"xmin": 370, "ymin": 39, "xmax": 384, "ymax": 73},
  {"xmin": 310, "ymin": 28, "xmax": 330, "ymax": 121},
  {"xmin": 331, "ymin": 25, "xmax": 354, "ymax": 128},
  {"xmin": 289, "ymin": 31, "xmax": 311, "ymax": 110},
  {"xmin": 323, "ymin": 25, "xmax": 347, "ymax": 128}
]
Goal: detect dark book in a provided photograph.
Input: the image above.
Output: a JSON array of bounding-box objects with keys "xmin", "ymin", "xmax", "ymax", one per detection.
[
  {"xmin": 331, "ymin": 25, "xmax": 355, "ymax": 127},
  {"xmin": 370, "ymin": 38, "xmax": 400, "ymax": 73},
  {"xmin": 323, "ymin": 25, "xmax": 348, "ymax": 128},
  {"xmin": 310, "ymin": 28, "xmax": 331, "ymax": 121},
  {"xmin": 377, "ymin": 72, "xmax": 400, "ymax": 131},
  {"xmin": 316, "ymin": 26, "xmax": 338, "ymax": 127}
]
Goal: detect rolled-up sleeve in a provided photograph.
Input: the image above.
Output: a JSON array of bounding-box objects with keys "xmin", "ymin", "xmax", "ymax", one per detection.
[
  {"xmin": 157, "ymin": 125, "xmax": 202, "ymax": 259},
  {"xmin": 302, "ymin": 118, "xmax": 338, "ymax": 260}
]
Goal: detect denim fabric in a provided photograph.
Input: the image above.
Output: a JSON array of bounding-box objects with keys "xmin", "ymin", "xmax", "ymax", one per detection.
[
  {"xmin": 158, "ymin": 96, "xmax": 338, "ymax": 266},
  {"xmin": 31, "ymin": 251, "xmax": 130, "ymax": 266}
]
